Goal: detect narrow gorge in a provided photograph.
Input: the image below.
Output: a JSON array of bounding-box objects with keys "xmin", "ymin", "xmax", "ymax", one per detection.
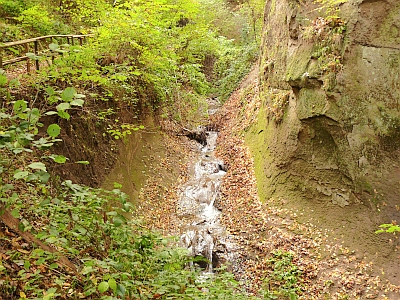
[{"xmin": 0, "ymin": 0, "xmax": 399, "ymax": 299}]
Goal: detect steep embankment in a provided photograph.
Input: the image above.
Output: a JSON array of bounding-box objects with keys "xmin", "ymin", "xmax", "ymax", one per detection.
[
  {"xmin": 231, "ymin": 0, "xmax": 400, "ymax": 297},
  {"xmin": 213, "ymin": 67, "xmax": 399, "ymax": 298}
]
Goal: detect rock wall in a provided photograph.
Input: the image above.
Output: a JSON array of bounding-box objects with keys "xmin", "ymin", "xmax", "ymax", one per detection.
[{"xmin": 249, "ymin": 0, "xmax": 400, "ymax": 206}]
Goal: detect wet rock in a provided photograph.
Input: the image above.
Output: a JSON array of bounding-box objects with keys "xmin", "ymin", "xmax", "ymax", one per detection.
[
  {"xmin": 213, "ymin": 195, "xmax": 223, "ymax": 211},
  {"xmin": 185, "ymin": 126, "xmax": 207, "ymax": 145},
  {"xmin": 178, "ymin": 130, "xmax": 236, "ymax": 274},
  {"xmin": 181, "ymin": 229, "xmax": 215, "ymax": 272}
]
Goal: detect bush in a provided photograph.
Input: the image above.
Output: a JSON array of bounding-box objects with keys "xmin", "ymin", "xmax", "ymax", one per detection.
[
  {"xmin": 213, "ymin": 38, "xmax": 259, "ymax": 101},
  {"xmin": 17, "ymin": 5, "xmax": 56, "ymax": 35},
  {"xmin": 0, "ymin": 0, "xmax": 26, "ymax": 17}
]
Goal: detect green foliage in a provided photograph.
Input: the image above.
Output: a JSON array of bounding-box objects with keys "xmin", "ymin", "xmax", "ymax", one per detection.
[
  {"xmin": 0, "ymin": 0, "xmax": 26, "ymax": 17},
  {"xmin": 302, "ymin": 7, "xmax": 347, "ymax": 85},
  {"xmin": 315, "ymin": 0, "xmax": 348, "ymax": 13},
  {"xmin": 261, "ymin": 250, "xmax": 302, "ymax": 299},
  {"xmin": 0, "ymin": 69, "xmax": 258, "ymax": 300},
  {"xmin": 16, "ymin": 5, "xmax": 56, "ymax": 35},
  {"xmin": 376, "ymin": 223, "xmax": 400, "ymax": 234},
  {"xmin": 213, "ymin": 38, "xmax": 258, "ymax": 101},
  {"xmin": 0, "ymin": 2, "xmax": 271, "ymax": 297},
  {"xmin": 107, "ymin": 123, "xmax": 145, "ymax": 141}
]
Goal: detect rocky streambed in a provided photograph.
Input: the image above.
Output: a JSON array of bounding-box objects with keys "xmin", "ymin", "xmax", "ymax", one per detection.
[{"xmin": 178, "ymin": 123, "xmax": 238, "ymax": 273}]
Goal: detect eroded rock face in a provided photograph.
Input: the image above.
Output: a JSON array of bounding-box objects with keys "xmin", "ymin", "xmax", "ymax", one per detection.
[{"xmin": 252, "ymin": 0, "xmax": 400, "ymax": 205}]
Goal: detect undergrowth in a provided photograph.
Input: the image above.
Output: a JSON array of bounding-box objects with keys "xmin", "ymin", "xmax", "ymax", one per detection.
[
  {"xmin": 0, "ymin": 1, "xmax": 272, "ymax": 299},
  {"xmin": 0, "ymin": 74, "xmax": 259, "ymax": 299}
]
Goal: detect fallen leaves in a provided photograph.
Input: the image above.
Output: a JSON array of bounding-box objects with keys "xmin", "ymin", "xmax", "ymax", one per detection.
[
  {"xmin": 208, "ymin": 69, "xmax": 400, "ymax": 298},
  {"xmin": 135, "ymin": 69, "xmax": 400, "ymax": 299}
]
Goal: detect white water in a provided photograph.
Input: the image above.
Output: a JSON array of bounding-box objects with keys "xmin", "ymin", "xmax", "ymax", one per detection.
[{"xmin": 178, "ymin": 131, "xmax": 229, "ymax": 272}]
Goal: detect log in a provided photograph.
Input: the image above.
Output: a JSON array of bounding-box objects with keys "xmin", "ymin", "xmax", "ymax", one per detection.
[{"xmin": 0, "ymin": 207, "xmax": 77, "ymax": 273}]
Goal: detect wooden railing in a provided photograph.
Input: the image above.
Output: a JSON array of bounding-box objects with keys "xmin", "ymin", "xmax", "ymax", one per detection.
[{"xmin": 0, "ymin": 34, "xmax": 92, "ymax": 72}]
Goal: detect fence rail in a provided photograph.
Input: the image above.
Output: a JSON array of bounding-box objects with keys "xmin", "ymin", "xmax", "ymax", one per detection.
[{"xmin": 0, "ymin": 34, "xmax": 93, "ymax": 72}]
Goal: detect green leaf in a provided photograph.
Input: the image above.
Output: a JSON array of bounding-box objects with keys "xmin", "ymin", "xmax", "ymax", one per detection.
[
  {"xmin": 38, "ymin": 171, "xmax": 50, "ymax": 183},
  {"xmin": 24, "ymin": 260, "xmax": 31, "ymax": 270},
  {"xmin": 33, "ymin": 138, "xmax": 54, "ymax": 149},
  {"xmin": 290, "ymin": 293, "xmax": 298, "ymax": 300},
  {"xmin": 11, "ymin": 209, "xmax": 19, "ymax": 218},
  {"xmin": 0, "ymin": 112, "xmax": 10, "ymax": 119},
  {"xmin": 116, "ymin": 284, "xmax": 126, "ymax": 297},
  {"xmin": 9, "ymin": 78, "xmax": 20, "ymax": 88},
  {"xmin": 76, "ymin": 160, "xmax": 89, "ymax": 165},
  {"xmin": 45, "ymin": 86, "xmax": 56, "ymax": 96},
  {"xmin": 2, "ymin": 184, "xmax": 14, "ymax": 192},
  {"xmin": 57, "ymin": 110, "xmax": 70, "ymax": 120},
  {"xmin": 47, "ymin": 124, "xmax": 61, "ymax": 137},
  {"xmin": 43, "ymin": 287, "xmax": 56, "ymax": 300},
  {"xmin": 61, "ymin": 87, "xmax": 76, "ymax": 102},
  {"xmin": 26, "ymin": 52, "xmax": 41, "ymax": 60},
  {"xmin": 108, "ymin": 279, "xmax": 117, "ymax": 293},
  {"xmin": 113, "ymin": 182, "xmax": 122, "ymax": 188},
  {"xmin": 98, "ymin": 281, "xmax": 109, "ymax": 293},
  {"xmin": 52, "ymin": 155, "xmax": 67, "ymax": 164},
  {"xmin": 56, "ymin": 102, "xmax": 70, "ymax": 111},
  {"xmin": 123, "ymin": 202, "xmax": 134, "ymax": 212},
  {"xmin": 47, "ymin": 95, "xmax": 59, "ymax": 104},
  {"xmin": 28, "ymin": 162, "xmax": 47, "ymax": 172},
  {"xmin": 70, "ymin": 99, "xmax": 84, "ymax": 107},
  {"xmin": 0, "ymin": 74, "xmax": 7, "ymax": 87},
  {"xmin": 18, "ymin": 222, "xmax": 25, "ymax": 232},
  {"xmin": 112, "ymin": 215, "xmax": 126, "ymax": 227},
  {"xmin": 13, "ymin": 100, "xmax": 27, "ymax": 114},
  {"xmin": 49, "ymin": 263, "xmax": 59, "ymax": 269},
  {"xmin": 49, "ymin": 43, "xmax": 59, "ymax": 51},
  {"xmin": 13, "ymin": 171, "xmax": 29, "ymax": 179},
  {"xmin": 26, "ymin": 173, "xmax": 38, "ymax": 181},
  {"xmin": 45, "ymin": 236, "xmax": 58, "ymax": 243},
  {"xmin": 45, "ymin": 111, "xmax": 58, "ymax": 116},
  {"xmin": 81, "ymin": 266, "xmax": 95, "ymax": 275},
  {"xmin": 40, "ymin": 198, "xmax": 51, "ymax": 206},
  {"xmin": 28, "ymin": 108, "xmax": 40, "ymax": 124}
]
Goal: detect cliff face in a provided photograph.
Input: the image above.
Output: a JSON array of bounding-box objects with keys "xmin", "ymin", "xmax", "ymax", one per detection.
[{"xmin": 249, "ymin": 0, "xmax": 400, "ymax": 207}]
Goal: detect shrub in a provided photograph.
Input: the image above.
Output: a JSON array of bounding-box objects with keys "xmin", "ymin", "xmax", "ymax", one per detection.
[
  {"xmin": 0, "ymin": 0, "xmax": 26, "ymax": 17},
  {"xmin": 17, "ymin": 5, "xmax": 56, "ymax": 35}
]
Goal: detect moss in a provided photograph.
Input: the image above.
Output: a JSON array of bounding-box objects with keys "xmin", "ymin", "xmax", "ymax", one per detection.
[
  {"xmin": 355, "ymin": 177, "xmax": 373, "ymax": 194},
  {"xmin": 285, "ymin": 44, "xmax": 313, "ymax": 82},
  {"xmin": 245, "ymin": 101, "xmax": 273, "ymax": 202},
  {"xmin": 296, "ymin": 88, "xmax": 328, "ymax": 119},
  {"xmin": 270, "ymin": 0, "xmax": 276, "ymax": 16},
  {"xmin": 378, "ymin": 3, "xmax": 400, "ymax": 45},
  {"xmin": 379, "ymin": 115, "xmax": 400, "ymax": 151},
  {"xmin": 266, "ymin": 90, "xmax": 290, "ymax": 122}
]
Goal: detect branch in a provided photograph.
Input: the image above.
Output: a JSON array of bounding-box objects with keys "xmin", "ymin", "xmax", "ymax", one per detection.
[{"xmin": 0, "ymin": 207, "xmax": 78, "ymax": 273}]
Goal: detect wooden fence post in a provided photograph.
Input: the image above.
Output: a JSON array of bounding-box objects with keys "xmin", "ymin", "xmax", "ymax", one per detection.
[
  {"xmin": 25, "ymin": 43, "xmax": 30, "ymax": 73},
  {"xmin": 34, "ymin": 40, "xmax": 39, "ymax": 70},
  {"xmin": 1, "ymin": 34, "xmax": 92, "ymax": 73}
]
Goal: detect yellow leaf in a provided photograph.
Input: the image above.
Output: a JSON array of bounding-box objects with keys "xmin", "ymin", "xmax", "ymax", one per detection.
[
  {"xmin": 20, "ymin": 291, "xmax": 27, "ymax": 299},
  {"xmin": 17, "ymin": 249, "xmax": 30, "ymax": 254}
]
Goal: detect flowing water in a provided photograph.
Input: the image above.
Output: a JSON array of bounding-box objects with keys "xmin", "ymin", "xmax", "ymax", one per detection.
[{"xmin": 178, "ymin": 101, "xmax": 237, "ymax": 273}]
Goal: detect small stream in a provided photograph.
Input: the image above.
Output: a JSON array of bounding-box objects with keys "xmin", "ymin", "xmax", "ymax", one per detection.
[{"xmin": 178, "ymin": 102, "xmax": 237, "ymax": 273}]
